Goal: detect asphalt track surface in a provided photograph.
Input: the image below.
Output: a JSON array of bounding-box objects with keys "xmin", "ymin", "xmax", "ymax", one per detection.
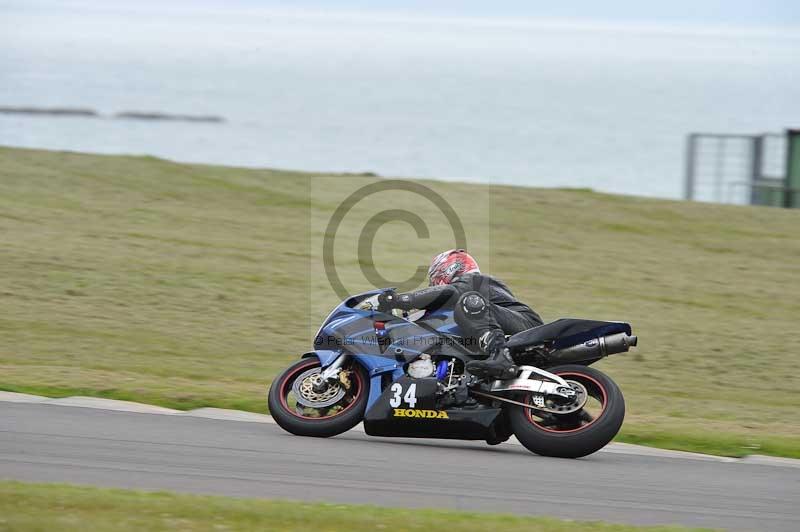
[{"xmin": 2, "ymin": 401, "xmax": 799, "ymax": 531}]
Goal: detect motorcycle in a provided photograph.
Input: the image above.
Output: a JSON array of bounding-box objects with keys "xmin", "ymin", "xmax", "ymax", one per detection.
[{"xmin": 268, "ymin": 288, "xmax": 637, "ymax": 458}]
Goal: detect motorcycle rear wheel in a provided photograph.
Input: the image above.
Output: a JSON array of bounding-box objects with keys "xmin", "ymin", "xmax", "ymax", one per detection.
[
  {"xmin": 268, "ymin": 358, "xmax": 368, "ymax": 438},
  {"xmin": 509, "ymin": 364, "xmax": 625, "ymax": 458}
]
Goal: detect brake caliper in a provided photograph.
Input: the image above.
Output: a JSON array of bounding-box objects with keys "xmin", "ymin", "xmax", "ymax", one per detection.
[{"xmin": 339, "ymin": 370, "xmax": 352, "ymax": 390}]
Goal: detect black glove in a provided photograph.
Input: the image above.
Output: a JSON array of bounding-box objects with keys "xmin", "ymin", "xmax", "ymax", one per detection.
[{"xmin": 377, "ymin": 290, "xmax": 398, "ymax": 314}]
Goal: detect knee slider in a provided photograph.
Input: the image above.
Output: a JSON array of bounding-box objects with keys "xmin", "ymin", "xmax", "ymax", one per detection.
[{"xmin": 460, "ymin": 292, "xmax": 487, "ymax": 317}]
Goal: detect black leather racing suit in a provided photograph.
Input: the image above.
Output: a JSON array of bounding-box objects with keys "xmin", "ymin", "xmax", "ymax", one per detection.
[{"xmin": 387, "ymin": 273, "xmax": 543, "ymax": 355}]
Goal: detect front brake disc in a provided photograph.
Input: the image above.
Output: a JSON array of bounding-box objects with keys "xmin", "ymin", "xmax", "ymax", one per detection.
[{"xmin": 292, "ymin": 368, "xmax": 347, "ymax": 408}]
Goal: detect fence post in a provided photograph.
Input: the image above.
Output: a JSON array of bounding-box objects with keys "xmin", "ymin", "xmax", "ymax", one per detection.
[
  {"xmin": 785, "ymin": 129, "xmax": 800, "ymax": 208},
  {"xmin": 684, "ymin": 134, "xmax": 697, "ymax": 200},
  {"xmin": 750, "ymin": 136, "xmax": 763, "ymax": 205}
]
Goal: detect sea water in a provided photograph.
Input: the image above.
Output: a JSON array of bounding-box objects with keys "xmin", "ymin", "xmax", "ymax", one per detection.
[{"xmin": 2, "ymin": 2, "xmax": 798, "ymax": 198}]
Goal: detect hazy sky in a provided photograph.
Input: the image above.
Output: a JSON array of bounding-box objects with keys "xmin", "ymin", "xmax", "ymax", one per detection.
[
  {"xmin": 5, "ymin": 0, "xmax": 799, "ymax": 27},
  {"xmin": 220, "ymin": 0, "xmax": 799, "ymax": 27},
  {"xmin": 299, "ymin": 1, "xmax": 793, "ymax": 24}
]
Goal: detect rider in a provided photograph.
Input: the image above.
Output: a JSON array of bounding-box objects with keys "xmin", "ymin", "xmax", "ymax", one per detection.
[{"xmin": 378, "ymin": 249, "xmax": 543, "ymax": 379}]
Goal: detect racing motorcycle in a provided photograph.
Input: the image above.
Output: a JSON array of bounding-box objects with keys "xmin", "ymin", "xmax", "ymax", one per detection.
[{"xmin": 268, "ymin": 288, "xmax": 637, "ymax": 458}]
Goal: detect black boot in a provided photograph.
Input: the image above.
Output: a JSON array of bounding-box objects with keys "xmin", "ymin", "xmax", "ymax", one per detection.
[{"xmin": 467, "ymin": 347, "xmax": 518, "ymax": 379}]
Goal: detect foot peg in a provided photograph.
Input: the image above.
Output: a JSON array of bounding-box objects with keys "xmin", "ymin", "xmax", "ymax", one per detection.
[
  {"xmin": 466, "ymin": 360, "xmax": 518, "ymax": 380},
  {"xmin": 497, "ymin": 365, "xmax": 519, "ymax": 380}
]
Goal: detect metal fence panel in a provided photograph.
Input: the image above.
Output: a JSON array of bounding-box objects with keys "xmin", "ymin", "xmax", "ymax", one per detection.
[{"xmin": 684, "ymin": 132, "xmax": 788, "ymax": 206}]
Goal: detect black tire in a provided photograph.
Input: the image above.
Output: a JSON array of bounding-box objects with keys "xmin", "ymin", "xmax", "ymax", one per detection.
[
  {"xmin": 268, "ymin": 358, "xmax": 369, "ymax": 438},
  {"xmin": 509, "ymin": 364, "xmax": 625, "ymax": 458}
]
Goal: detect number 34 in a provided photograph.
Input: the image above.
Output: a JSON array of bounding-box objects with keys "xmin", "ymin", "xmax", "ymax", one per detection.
[{"xmin": 389, "ymin": 382, "xmax": 417, "ymax": 408}]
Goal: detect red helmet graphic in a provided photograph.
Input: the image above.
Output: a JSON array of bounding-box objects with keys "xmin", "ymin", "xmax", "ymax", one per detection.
[{"xmin": 427, "ymin": 249, "xmax": 480, "ymax": 286}]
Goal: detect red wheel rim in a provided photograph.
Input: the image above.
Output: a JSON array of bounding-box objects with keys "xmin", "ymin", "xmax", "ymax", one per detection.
[
  {"xmin": 526, "ymin": 371, "xmax": 608, "ymax": 434},
  {"xmin": 278, "ymin": 359, "xmax": 364, "ymax": 421}
]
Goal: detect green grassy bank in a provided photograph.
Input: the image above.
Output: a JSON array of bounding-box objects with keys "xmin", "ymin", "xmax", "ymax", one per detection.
[
  {"xmin": 0, "ymin": 480, "xmax": 711, "ymax": 531},
  {"xmin": 1, "ymin": 146, "xmax": 798, "ymax": 457}
]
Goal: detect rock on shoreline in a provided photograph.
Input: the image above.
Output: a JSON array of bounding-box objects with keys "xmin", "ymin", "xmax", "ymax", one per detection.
[
  {"xmin": 0, "ymin": 106, "xmax": 98, "ymax": 117},
  {"xmin": 0, "ymin": 106, "xmax": 225, "ymax": 123},
  {"xmin": 114, "ymin": 111, "xmax": 224, "ymax": 123}
]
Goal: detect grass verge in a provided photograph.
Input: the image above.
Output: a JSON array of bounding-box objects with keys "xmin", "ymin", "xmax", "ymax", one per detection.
[
  {"xmin": 0, "ymin": 480, "xmax": 712, "ymax": 532},
  {"xmin": 1, "ymin": 146, "xmax": 798, "ymax": 458}
]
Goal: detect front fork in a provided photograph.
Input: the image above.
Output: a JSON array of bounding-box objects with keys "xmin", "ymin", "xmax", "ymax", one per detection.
[
  {"xmin": 312, "ymin": 353, "xmax": 351, "ymax": 393},
  {"xmin": 311, "ymin": 351, "xmax": 404, "ymax": 411}
]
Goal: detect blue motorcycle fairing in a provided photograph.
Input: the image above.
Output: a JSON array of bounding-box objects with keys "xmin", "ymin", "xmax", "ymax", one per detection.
[
  {"xmin": 313, "ymin": 288, "xmax": 465, "ymax": 363},
  {"xmin": 305, "ymin": 288, "xmax": 464, "ymax": 410}
]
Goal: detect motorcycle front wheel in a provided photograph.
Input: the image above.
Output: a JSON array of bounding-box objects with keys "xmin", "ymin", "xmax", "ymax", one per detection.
[
  {"xmin": 268, "ymin": 357, "xmax": 368, "ymax": 438},
  {"xmin": 509, "ymin": 364, "xmax": 625, "ymax": 458}
]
